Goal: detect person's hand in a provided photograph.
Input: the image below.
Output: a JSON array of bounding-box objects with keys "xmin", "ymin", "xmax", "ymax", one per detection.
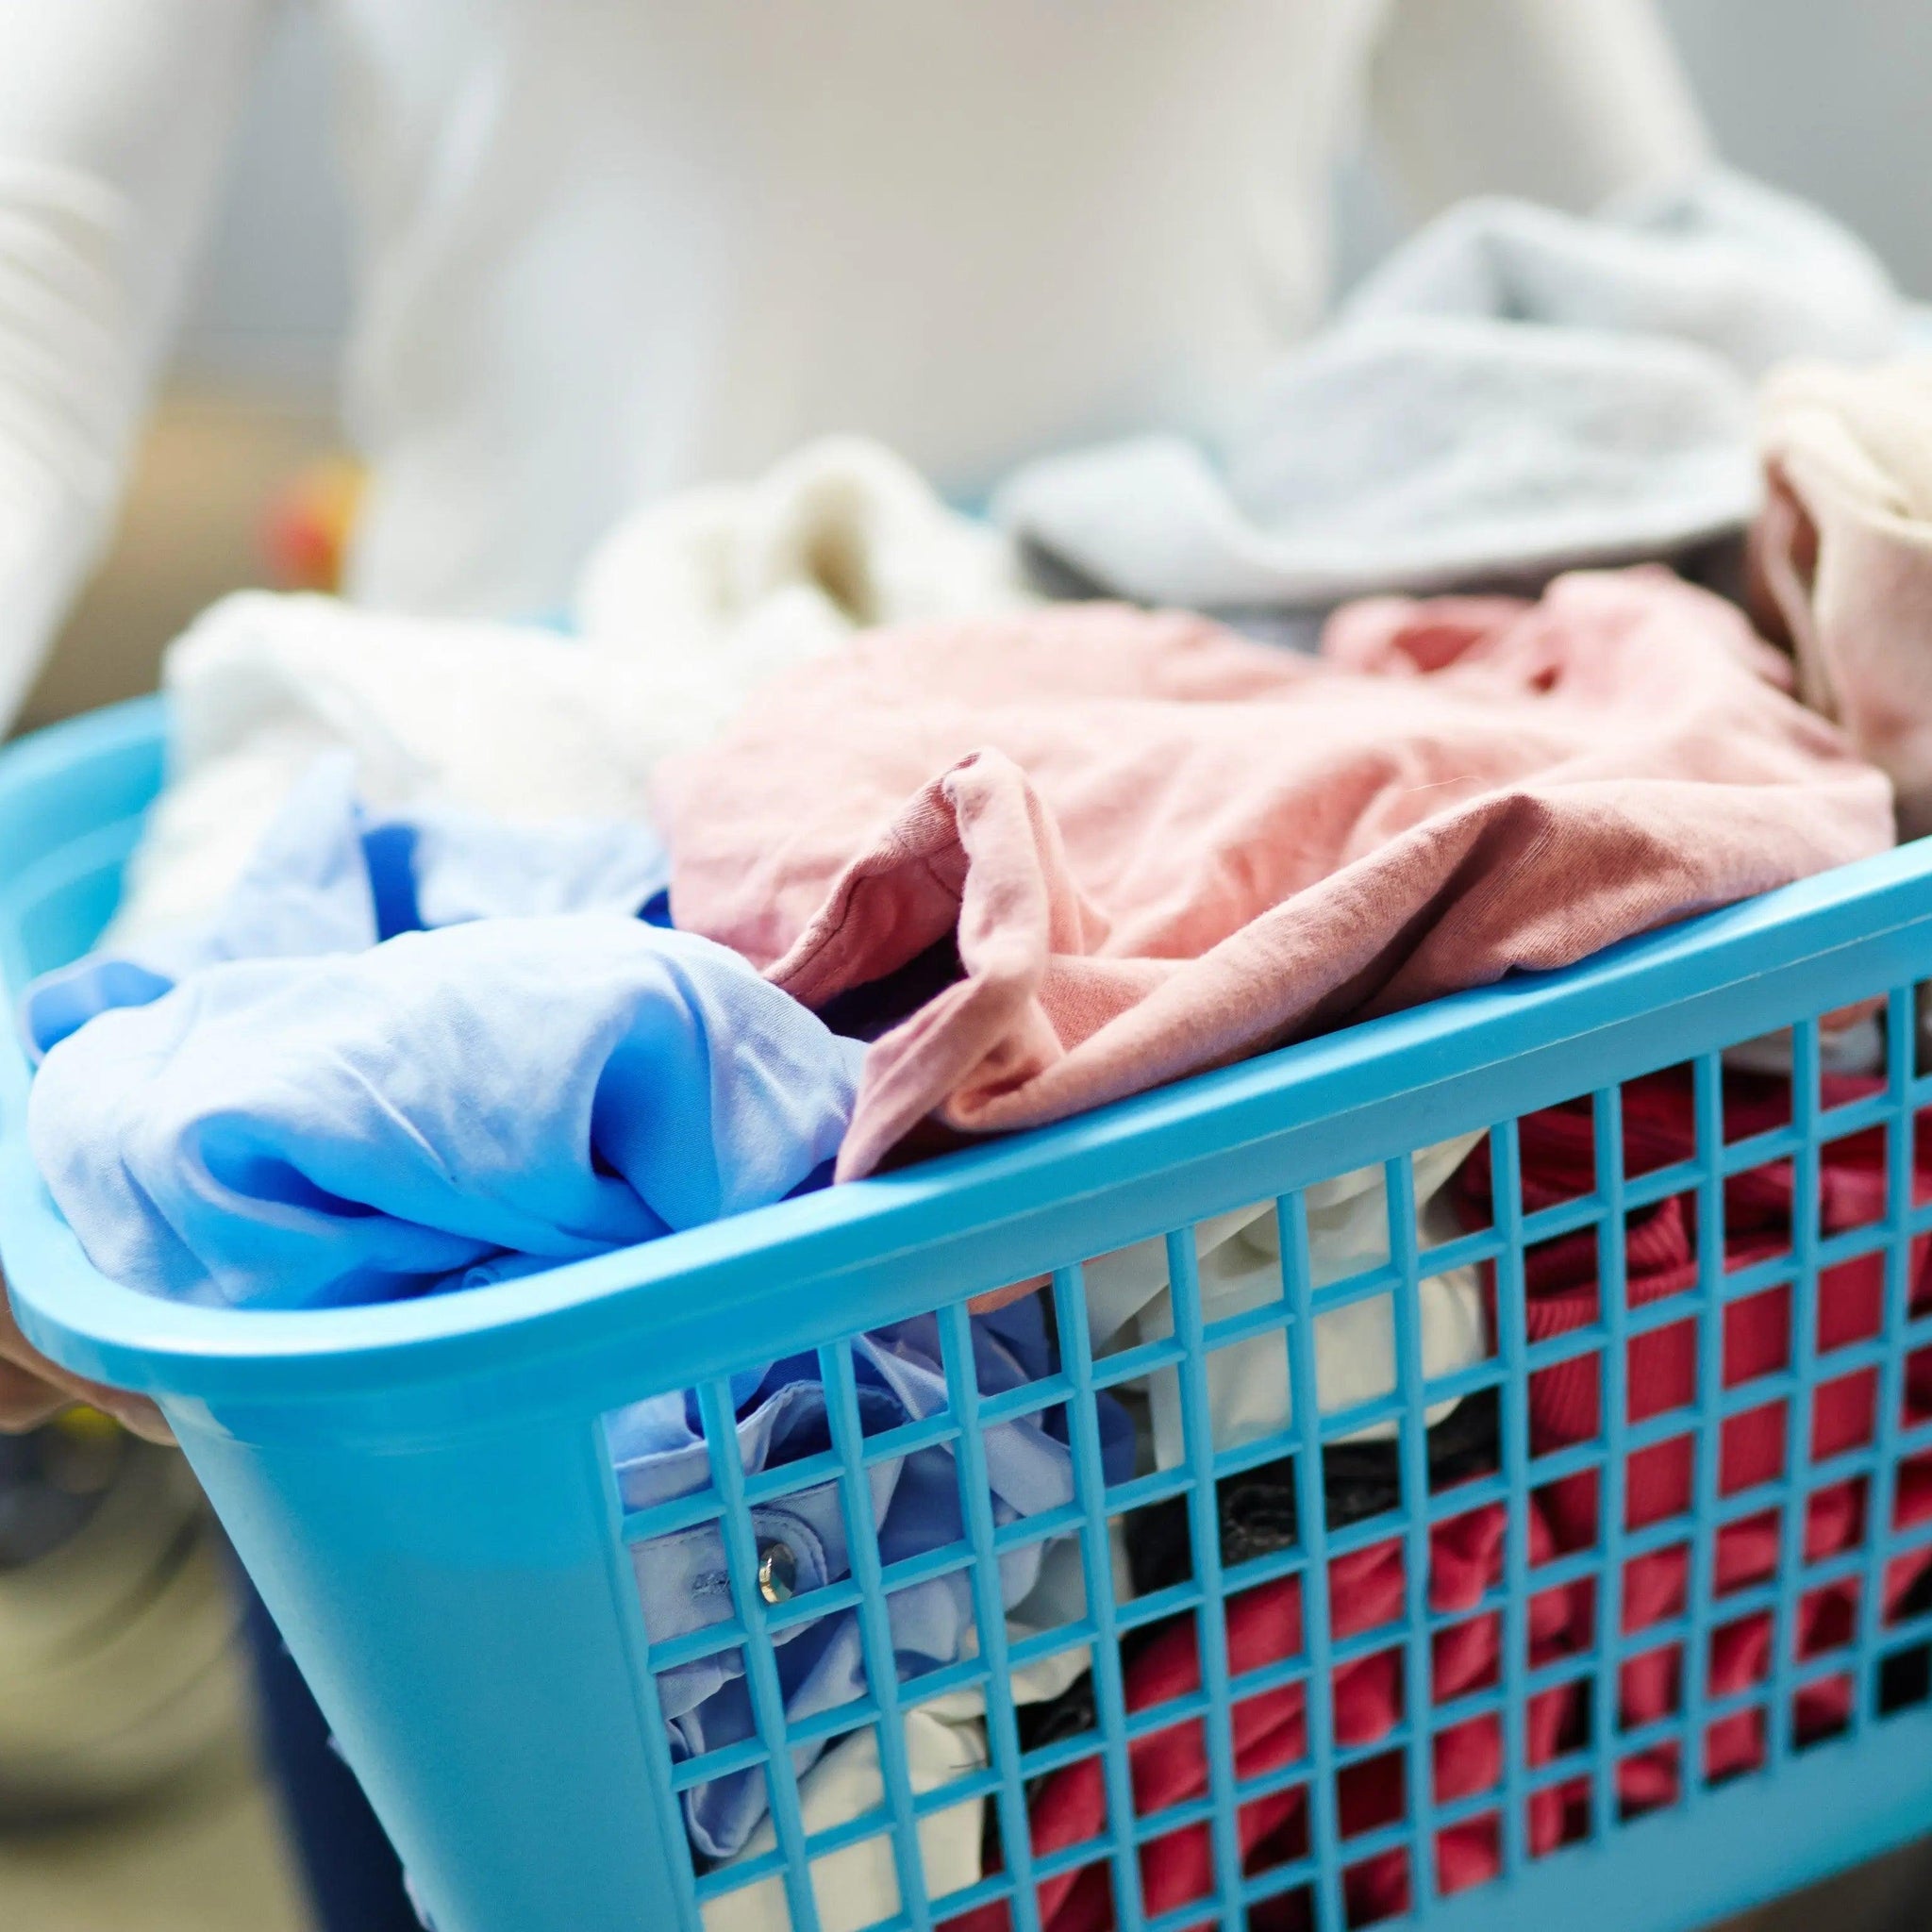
[{"xmin": 0, "ymin": 1269, "xmax": 172, "ymax": 1443}]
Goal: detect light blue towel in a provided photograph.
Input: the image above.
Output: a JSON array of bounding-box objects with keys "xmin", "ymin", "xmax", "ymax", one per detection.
[{"xmin": 996, "ymin": 171, "xmax": 1906, "ymax": 614}]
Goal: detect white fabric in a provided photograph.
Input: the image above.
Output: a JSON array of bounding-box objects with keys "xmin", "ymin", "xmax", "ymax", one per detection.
[
  {"xmin": 1080, "ymin": 1135, "xmax": 1488, "ymax": 1463},
  {"xmin": 997, "ymin": 172, "xmax": 1899, "ymax": 613},
  {"xmin": 700, "ymin": 1708, "xmax": 986, "ymax": 1932},
  {"xmin": 108, "ymin": 440, "xmax": 1024, "ymax": 951},
  {"xmin": 0, "ymin": 0, "xmax": 1707, "ymax": 722},
  {"xmin": 575, "ymin": 437, "xmax": 1034, "ymax": 730},
  {"xmin": 699, "ymin": 1537, "xmax": 1101, "ymax": 1932}
]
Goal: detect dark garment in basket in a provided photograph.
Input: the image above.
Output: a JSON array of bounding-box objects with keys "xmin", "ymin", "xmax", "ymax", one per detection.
[{"xmin": 1015, "ymin": 1391, "xmax": 1503, "ymax": 1785}]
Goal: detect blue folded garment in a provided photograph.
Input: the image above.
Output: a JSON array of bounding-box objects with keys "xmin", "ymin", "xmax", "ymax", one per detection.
[
  {"xmin": 27, "ymin": 913, "xmax": 863, "ymax": 1308},
  {"xmin": 619, "ymin": 1293, "xmax": 1134, "ymax": 1862},
  {"xmin": 23, "ymin": 754, "xmax": 842, "ymax": 1309}
]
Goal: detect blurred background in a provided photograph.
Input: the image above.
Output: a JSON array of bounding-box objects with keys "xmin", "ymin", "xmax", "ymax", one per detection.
[{"xmin": 6, "ymin": 3, "xmax": 1932, "ymax": 1926}]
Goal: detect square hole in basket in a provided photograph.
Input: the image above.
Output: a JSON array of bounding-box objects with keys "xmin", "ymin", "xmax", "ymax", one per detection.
[
  {"xmin": 1819, "ymin": 1124, "xmax": 1890, "ymax": 1240},
  {"xmin": 1529, "ymin": 1345, "xmax": 1602, "ymax": 1456},
  {"xmin": 1625, "ymin": 1434, "xmax": 1696, "ymax": 1535},
  {"xmin": 1206, "ymin": 1327, "xmax": 1293, "ymax": 1461},
  {"xmin": 1884, "ymin": 1535, "xmax": 1932, "ymax": 1631},
  {"xmin": 1725, "ymin": 1283, "xmax": 1792, "ymax": 1389},
  {"xmin": 1427, "ymin": 1387, "xmax": 1504, "ymax": 1503},
  {"xmin": 1239, "ymin": 1786, "xmax": 1311, "ymax": 1884},
  {"xmin": 1622, "ymin": 1065, "xmax": 1698, "ymax": 1176},
  {"xmin": 1877, "ymin": 1640, "xmax": 1932, "ymax": 1717},
  {"xmin": 1906, "ymin": 1354, "xmax": 1932, "ymax": 1430},
  {"xmin": 1807, "ymin": 1474, "xmax": 1869, "ymax": 1557},
  {"xmin": 1794, "ymin": 1674, "xmax": 1857, "ymax": 1753},
  {"xmin": 1523, "ymin": 1228, "xmax": 1605, "ymax": 1339},
  {"xmin": 888, "ymin": 1582, "xmax": 976, "ymax": 1694},
  {"xmin": 1323, "ymin": 1433, "xmax": 1406, "ymax": 1536},
  {"xmin": 1344, "ymin": 1847, "xmax": 1411, "ymax": 1929},
  {"xmin": 1707, "ymin": 1611, "xmax": 1774, "ymax": 1706},
  {"xmin": 1437, "ymin": 1813, "xmax": 1503, "ymax": 1899},
  {"xmin": 1433, "ymin": 1609, "xmax": 1500, "ymax": 1704},
  {"xmin": 1704, "ymin": 1706, "xmax": 1768, "ymax": 1789},
  {"xmin": 1423, "ymin": 1130, "xmax": 1492, "ymax": 1243},
  {"xmin": 1024, "ymin": 1857, "xmax": 1114, "ymax": 1932},
  {"xmin": 1619, "ymin": 1741, "xmax": 1681, "ymax": 1821},
  {"xmin": 1339, "ymin": 1747, "xmax": 1407, "ymax": 1843},
  {"xmin": 684, "ymin": 1743, "xmax": 772, "ymax": 1871},
  {"xmin": 1893, "ymin": 1453, "xmax": 1932, "ymax": 1545},
  {"xmin": 1515, "ymin": 1098, "xmax": 1596, "ymax": 1212},
  {"xmin": 1136, "ymin": 1807, "xmax": 1213, "ymax": 1916},
  {"xmin": 1532, "ymin": 1775, "xmax": 1593, "ymax": 1858},
  {"xmin": 1249, "ymin": 1883, "xmax": 1317, "ymax": 1932},
  {"xmin": 1817, "ymin": 1253, "xmax": 1886, "ymax": 1356},
  {"xmin": 1715, "ymin": 1506, "xmax": 1781, "ymax": 1599},
  {"xmin": 1621, "ymin": 1198, "xmax": 1699, "ymax": 1308},
  {"xmin": 1626, "ymin": 1310, "xmax": 1698, "ymax": 1432},
  {"xmin": 1719, "ymin": 1400, "xmax": 1790, "ymax": 1497},
  {"xmin": 1432, "ymin": 1710, "xmax": 1503, "ymax": 1807},
  {"xmin": 1113, "ymin": 1491, "xmax": 1198, "ymax": 1602},
  {"xmin": 1623, "ymin": 1541, "xmax": 1689, "ymax": 1635},
  {"xmin": 922, "ymin": 1794, "xmax": 997, "ymax": 1921},
  {"xmin": 1011, "ymin": 1646, "xmax": 1097, "ymax": 1766},
  {"xmin": 1724, "ymin": 1053, "xmax": 1794, "ymax": 1139},
  {"xmin": 1799, "ymin": 1578, "xmax": 1861, "ymax": 1662},
  {"xmin": 1819, "ymin": 999, "xmax": 1890, "ymax": 1080},
  {"xmin": 1543, "ymin": 1570, "xmax": 1593, "ymax": 1658},
  {"xmin": 1724, "ymin": 1163, "xmax": 1795, "ymax": 1274},
  {"xmin": 1812, "ymin": 1366, "xmax": 1879, "ymax": 1463},
  {"xmin": 972, "ymin": 1279, "xmax": 1064, "ymax": 1396},
  {"xmin": 1007, "ymin": 1537, "xmax": 1091, "ymax": 1656},
  {"xmin": 1533, "ymin": 1468, "xmax": 1600, "ymax": 1556},
  {"xmin": 1620, "ymin": 1643, "xmax": 1683, "ymax": 1732},
  {"xmin": 794, "ymin": 1723, "xmax": 891, "ymax": 1837}
]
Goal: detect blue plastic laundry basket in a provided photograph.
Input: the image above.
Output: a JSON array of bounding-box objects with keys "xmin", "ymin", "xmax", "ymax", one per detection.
[{"xmin": 7, "ymin": 696, "xmax": 1932, "ymax": 1932}]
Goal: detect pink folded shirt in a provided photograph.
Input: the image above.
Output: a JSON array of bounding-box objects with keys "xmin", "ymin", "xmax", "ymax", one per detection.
[{"xmin": 658, "ymin": 570, "xmax": 1892, "ymax": 1177}]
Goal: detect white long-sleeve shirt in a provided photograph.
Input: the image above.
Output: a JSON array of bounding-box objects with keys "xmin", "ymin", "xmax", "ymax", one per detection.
[{"xmin": 0, "ymin": 0, "xmax": 1707, "ymax": 726}]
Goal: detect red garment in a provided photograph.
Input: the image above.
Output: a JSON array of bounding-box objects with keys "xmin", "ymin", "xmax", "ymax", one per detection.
[
  {"xmin": 1457, "ymin": 1065, "xmax": 1932, "ymax": 1804},
  {"xmin": 974, "ymin": 1065, "xmax": 1932, "ymax": 1932},
  {"xmin": 956, "ymin": 1499, "xmax": 1577, "ymax": 1932}
]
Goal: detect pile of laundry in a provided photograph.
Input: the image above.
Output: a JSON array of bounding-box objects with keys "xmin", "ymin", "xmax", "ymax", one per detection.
[{"xmin": 22, "ymin": 171, "xmax": 1932, "ymax": 1932}]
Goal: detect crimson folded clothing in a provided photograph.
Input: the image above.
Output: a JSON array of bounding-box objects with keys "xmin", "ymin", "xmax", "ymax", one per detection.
[{"xmin": 658, "ymin": 574, "xmax": 1891, "ymax": 1178}]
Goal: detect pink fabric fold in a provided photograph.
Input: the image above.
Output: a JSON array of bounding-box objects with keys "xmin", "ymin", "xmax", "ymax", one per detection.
[{"xmin": 657, "ymin": 575, "xmax": 1892, "ymax": 1178}]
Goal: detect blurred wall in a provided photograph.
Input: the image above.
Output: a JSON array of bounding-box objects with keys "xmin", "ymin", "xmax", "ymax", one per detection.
[
  {"xmin": 1659, "ymin": 0, "xmax": 1932, "ymax": 300},
  {"xmin": 165, "ymin": 0, "xmax": 1926, "ymax": 390}
]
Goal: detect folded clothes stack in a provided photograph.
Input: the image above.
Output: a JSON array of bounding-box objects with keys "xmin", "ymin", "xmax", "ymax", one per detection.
[{"xmin": 20, "ymin": 168, "xmax": 1932, "ymax": 1932}]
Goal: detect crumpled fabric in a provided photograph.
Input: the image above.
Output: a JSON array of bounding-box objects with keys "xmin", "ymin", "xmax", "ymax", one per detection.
[
  {"xmin": 23, "ymin": 755, "xmax": 671, "ymax": 1059},
  {"xmin": 1455, "ymin": 1063, "xmax": 1932, "ymax": 1807},
  {"xmin": 1067, "ymin": 1137, "xmax": 1487, "ymax": 1457},
  {"xmin": 108, "ymin": 441, "xmax": 1028, "ymax": 953},
  {"xmin": 103, "ymin": 592, "xmax": 668, "ymax": 954},
  {"xmin": 699, "ymin": 1707, "xmax": 990, "ymax": 1932},
  {"xmin": 1750, "ymin": 358, "xmax": 1932, "ymax": 838},
  {"xmin": 619, "ymin": 1293, "xmax": 1131, "ymax": 1863},
  {"xmin": 997, "ymin": 172, "xmax": 1903, "ymax": 615},
  {"xmin": 658, "ymin": 577, "xmax": 1893, "ymax": 1179},
  {"xmin": 576, "ymin": 435, "xmax": 1032, "ymax": 686},
  {"xmin": 28, "ymin": 915, "xmax": 864, "ymax": 1308},
  {"xmin": 957, "ymin": 1496, "xmax": 1580, "ymax": 1932}
]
